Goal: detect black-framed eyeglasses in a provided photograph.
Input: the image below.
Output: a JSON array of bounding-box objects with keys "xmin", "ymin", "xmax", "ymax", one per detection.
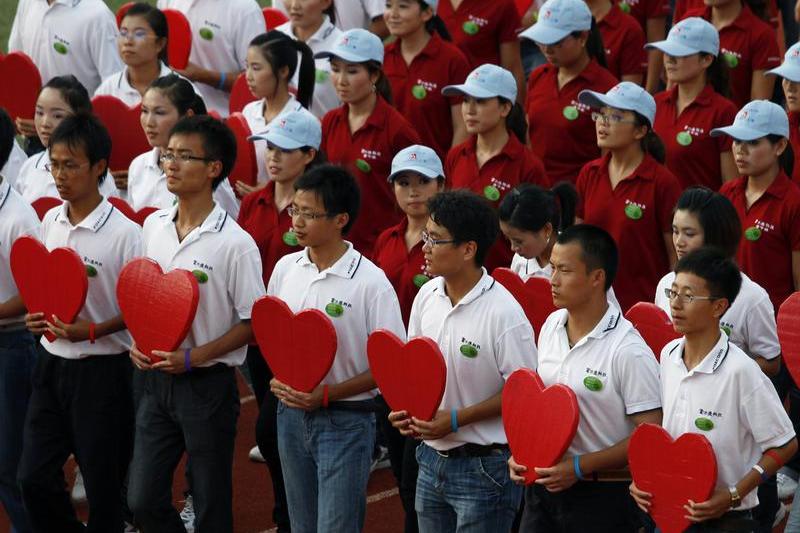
[
  {"xmin": 45, "ymin": 161, "xmax": 90, "ymax": 176},
  {"xmin": 591, "ymin": 111, "xmax": 637, "ymax": 125},
  {"xmin": 421, "ymin": 231, "xmax": 457, "ymax": 247},
  {"xmin": 663, "ymin": 288, "xmax": 721, "ymax": 304},
  {"xmin": 287, "ymin": 207, "xmax": 331, "ymax": 221},
  {"xmin": 159, "ymin": 152, "xmax": 214, "ymax": 165}
]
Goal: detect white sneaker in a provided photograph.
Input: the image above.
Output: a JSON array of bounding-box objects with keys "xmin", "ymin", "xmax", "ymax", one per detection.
[
  {"xmin": 774, "ymin": 501, "xmax": 789, "ymax": 527},
  {"xmin": 248, "ymin": 445, "xmax": 265, "ymax": 463},
  {"xmin": 370, "ymin": 446, "xmax": 390, "ymax": 473},
  {"xmin": 70, "ymin": 468, "xmax": 87, "ymax": 503},
  {"xmin": 180, "ymin": 494, "xmax": 196, "ymax": 533},
  {"xmin": 124, "ymin": 521, "xmax": 139, "ymax": 532},
  {"xmin": 778, "ymin": 471, "xmax": 799, "ymax": 501}
]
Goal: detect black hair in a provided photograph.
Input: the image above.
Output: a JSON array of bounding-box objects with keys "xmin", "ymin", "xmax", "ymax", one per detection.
[
  {"xmin": 49, "ymin": 112, "xmax": 112, "ymax": 181},
  {"xmin": 123, "ymin": 3, "xmax": 169, "ymax": 64},
  {"xmin": 249, "ymin": 31, "xmax": 316, "ymax": 109},
  {"xmin": 325, "ymin": 1, "xmax": 337, "ymax": 24},
  {"xmin": 703, "ymin": 53, "xmax": 730, "ymax": 98},
  {"xmin": 766, "ymin": 133, "xmax": 795, "ymax": 177},
  {"xmin": 674, "ymin": 187, "xmax": 741, "ymax": 259},
  {"xmin": 417, "ymin": 0, "xmax": 452, "ymax": 40},
  {"xmin": 497, "ymin": 97, "xmax": 528, "ymax": 144},
  {"xmin": 574, "ymin": 19, "xmax": 607, "ymax": 68},
  {"xmin": 367, "ymin": 61, "xmax": 393, "ymax": 105},
  {"xmin": 427, "ymin": 189, "xmax": 499, "ymax": 266},
  {"xmin": 743, "ymin": 0, "xmax": 770, "ymax": 22},
  {"xmin": 268, "ymin": 141, "xmax": 328, "ymax": 170},
  {"xmin": 498, "ymin": 182, "xmax": 578, "ymax": 234},
  {"xmin": 631, "ymin": 111, "xmax": 666, "ymax": 164},
  {"xmin": 556, "ymin": 224, "xmax": 618, "ymax": 290},
  {"xmin": 0, "ymin": 108, "xmax": 15, "ymax": 170},
  {"xmin": 674, "ymin": 247, "xmax": 742, "ymax": 306},
  {"xmin": 293, "ymin": 164, "xmax": 360, "ymax": 234},
  {"xmin": 148, "ymin": 74, "xmax": 206, "ymax": 116},
  {"xmin": 40, "ymin": 75, "xmax": 92, "ymax": 115},
  {"xmin": 168, "ymin": 115, "xmax": 237, "ymax": 190}
]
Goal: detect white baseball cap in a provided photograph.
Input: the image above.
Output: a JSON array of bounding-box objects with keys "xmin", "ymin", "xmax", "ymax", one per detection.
[
  {"xmin": 518, "ymin": 0, "xmax": 592, "ymax": 45},
  {"xmin": 766, "ymin": 42, "xmax": 800, "ymax": 82},
  {"xmin": 645, "ymin": 17, "xmax": 719, "ymax": 57},
  {"xmin": 248, "ymin": 108, "xmax": 322, "ymax": 150},
  {"xmin": 314, "ymin": 28, "xmax": 384, "ymax": 64},
  {"xmin": 579, "ymin": 82, "xmax": 657, "ymax": 126},
  {"xmin": 442, "ymin": 64, "xmax": 517, "ymax": 103},
  {"xmin": 387, "ymin": 145, "xmax": 444, "ymax": 182},
  {"xmin": 710, "ymin": 100, "xmax": 789, "ymax": 141}
]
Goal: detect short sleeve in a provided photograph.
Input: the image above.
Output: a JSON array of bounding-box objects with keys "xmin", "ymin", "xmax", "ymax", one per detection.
[
  {"xmin": 612, "ymin": 340, "xmax": 662, "ymax": 414},
  {"xmin": 741, "ymin": 371, "xmax": 796, "ymax": 450},
  {"xmin": 522, "ymin": 151, "xmax": 550, "ymax": 187},
  {"xmin": 228, "ymin": 245, "xmax": 266, "ymax": 320},
  {"xmin": 444, "ymin": 146, "xmax": 460, "ymax": 187},
  {"xmin": 495, "ymin": 321, "xmax": 537, "ymax": 379},
  {"xmin": 785, "ymin": 196, "xmax": 800, "ymax": 252},
  {"xmin": 498, "ymin": 0, "xmax": 523, "ymax": 43},
  {"xmin": 750, "ymin": 24, "xmax": 781, "ymax": 71},
  {"xmin": 234, "ymin": 1, "xmax": 267, "ymax": 68},
  {"xmin": 742, "ymin": 292, "xmax": 781, "ymax": 360},
  {"xmin": 367, "ymin": 285, "xmax": 406, "ymax": 342}
]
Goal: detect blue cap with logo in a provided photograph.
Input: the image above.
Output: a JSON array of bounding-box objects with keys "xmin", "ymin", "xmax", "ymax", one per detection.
[
  {"xmin": 442, "ymin": 64, "xmax": 517, "ymax": 102},
  {"xmin": 314, "ymin": 28, "xmax": 384, "ymax": 64},
  {"xmin": 387, "ymin": 145, "xmax": 444, "ymax": 182},
  {"xmin": 710, "ymin": 100, "xmax": 789, "ymax": 140},
  {"xmin": 248, "ymin": 108, "xmax": 322, "ymax": 150},
  {"xmin": 578, "ymin": 81, "xmax": 656, "ymax": 126},
  {"xmin": 766, "ymin": 42, "xmax": 800, "ymax": 82},
  {"xmin": 645, "ymin": 17, "xmax": 719, "ymax": 57},
  {"xmin": 518, "ymin": 0, "xmax": 592, "ymax": 45}
]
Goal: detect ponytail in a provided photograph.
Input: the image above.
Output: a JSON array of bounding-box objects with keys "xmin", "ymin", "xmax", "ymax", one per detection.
[
  {"xmin": 499, "ymin": 98, "xmax": 528, "ymax": 144},
  {"xmin": 551, "ymin": 181, "xmax": 578, "ymax": 232},
  {"xmin": 249, "ymin": 31, "xmax": 316, "ymax": 110},
  {"xmin": 415, "ymin": 0, "xmax": 452, "ymax": 40},
  {"xmin": 634, "ymin": 111, "xmax": 666, "ymax": 164},
  {"xmin": 189, "ymin": 93, "xmax": 207, "ymax": 115},
  {"xmin": 293, "ymin": 40, "xmax": 316, "ymax": 109},
  {"xmin": 580, "ymin": 19, "xmax": 607, "ymax": 68},
  {"xmin": 767, "ymin": 134, "xmax": 795, "ymax": 176},
  {"xmin": 498, "ymin": 182, "xmax": 578, "ymax": 234},
  {"xmin": 704, "ymin": 53, "xmax": 730, "ymax": 98},
  {"xmin": 367, "ymin": 61, "xmax": 393, "ymax": 105},
  {"xmin": 148, "ymin": 74, "xmax": 198, "ymax": 116}
]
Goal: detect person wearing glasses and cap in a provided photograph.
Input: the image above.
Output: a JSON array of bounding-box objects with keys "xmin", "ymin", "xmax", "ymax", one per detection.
[
  {"xmin": 650, "ymin": 17, "xmax": 739, "ymax": 190},
  {"xmin": 317, "ymin": 28, "xmax": 421, "ymax": 258},
  {"xmin": 715, "ymin": 100, "xmax": 800, "ymax": 313},
  {"xmin": 575, "ymin": 82, "xmax": 681, "ymax": 312},
  {"xmin": 766, "ymin": 42, "xmax": 800, "ymax": 185},
  {"xmin": 520, "ymin": 0, "xmax": 619, "ymax": 185}
]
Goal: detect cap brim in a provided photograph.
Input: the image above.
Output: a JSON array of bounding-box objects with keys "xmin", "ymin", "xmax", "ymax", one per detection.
[
  {"xmin": 766, "ymin": 63, "xmax": 800, "ymax": 81},
  {"xmin": 709, "ymin": 125, "xmax": 765, "ymax": 141},
  {"xmin": 387, "ymin": 165, "xmax": 441, "ymax": 182},
  {"xmin": 578, "ymin": 90, "xmax": 630, "ymax": 113},
  {"xmin": 313, "ymin": 50, "xmax": 374, "ymax": 64},
  {"xmin": 518, "ymin": 23, "xmax": 571, "ymax": 45},
  {"xmin": 250, "ymin": 131, "xmax": 305, "ymax": 150},
  {"xmin": 644, "ymin": 40, "xmax": 703, "ymax": 57},
  {"xmin": 441, "ymin": 83, "xmax": 498, "ymax": 99}
]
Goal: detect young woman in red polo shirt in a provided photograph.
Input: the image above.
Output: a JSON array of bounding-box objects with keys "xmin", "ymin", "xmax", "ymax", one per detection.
[
  {"xmin": 520, "ymin": 0, "xmax": 618, "ymax": 185},
  {"xmin": 383, "ymin": 0, "xmax": 471, "ymax": 158},
  {"xmin": 317, "ymin": 28, "xmax": 420, "ymax": 258},
  {"xmin": 650, "ymin": 17, "xmax": 739, "ymax": 190},
  {"xmin": 575, "ymin": 82, "xmax": 681, "ymax": 311},
  {"xmin": 586, "ymin": 0, "xmax": 647, "ymax": 84},
  {"xmin": 767, "ymin": 42, "xmax": 800, "ymax": 184}
]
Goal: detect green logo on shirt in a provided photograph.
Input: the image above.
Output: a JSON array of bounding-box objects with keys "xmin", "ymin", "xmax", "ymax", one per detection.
[
  {"xmin": 282, "ymin": 231, "xmax": 299, "ymax": 247},
  {"xmin": 723, "ymin": 52, "xmax": 739, "ymax": 69},
  {"xmin": 624, "ymin": 204, "xmax": 643, "ymax": 220},
  {"xmin": 462, "ymin": 21, "xmax": 480, "ymax": 35},
  {"xmin": 619, "ymin": 1, "xmax": 631, "ymax": 13},
  {"xmin": 483, "ymin": 185, "xmax": 501, "ymax": 201},
  {"xmin": 355, "ymin": 159, "xmax": 372, "ymax": 173},
  {"xmin": 745, "ymin": 226, "xmax": 762, "ymax": 241},
  {"xmin": 315, "ymin": 69, "xmax": 329, "ymax": 83},
  {"xmin": 325, "ymin": 302, "xmax": 344, "ymax": 317},
  {"xmin": 562, "ymin": 106, "xmax": 579, "ymax": 121},
  {"xmin": 85, "ymin": 265, "xmax": 97, "ymax": 278},
  {"xmin": 459, "ymin": 344, "xmax": 479, "ymax": 358},
  {"xmin": 676, "ymin": 131, "xmax": 693, "ymax": 146},
  {"xmin": 199, "ymin": 28, "xmax": 214, "ymax": 40},
  {"xmin": 694, "ymin": 417, "xmax": 714, "ymax": 431},
  {"xmin": 721, "ymin": 325, "xmax": 732, "ymax": 336},
  {"xmin": 583, "ymin": 376, "xmax": 604, "ymax": 391},
  {"xmin": 412, "ymin": 274, "xmax": 430, "ymax": 288},
  {"xmin": 53, "ymin": 42, "xmax": 68, "ymax": 55},
  {"xmin": 412, "ymin": 85, "xmax": 428, "ymax": 100},
  {"xmin": 192, "ymin": 269, "xmax": 209, "ymax": 284}
]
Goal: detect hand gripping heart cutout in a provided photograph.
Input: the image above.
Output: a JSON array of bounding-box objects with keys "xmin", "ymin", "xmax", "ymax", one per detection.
[
  {"xmin": 367, "ymin": 330, "xmax": 446, "ymax": 421},
  {"xmin": 502, "ymin": 369, "xmax": 579, "ymax": 484},
  {"xmin": 10, "ymin": 236, "xmax": 88, "ymax": 343},
  {"xmin": 91, "ymin": 96, "xmax": 151, "ymax": 173},
  {"xmin": 628, "ymin": 424, "xmax": 718, "ymax": 533},
  {"xmin": 252, "ymin": 296, "xmax": 337, "ymax": 393},
  {"xmin": 625, "ymin": 302, "xmax": 680, "ymax": 362},
  {"xmin": 0, "ymin": 52, "xmax": 42, "ymax": 122},
  {"xmin": 492, "ymin": 268, "xmax": 555, "ymax": 341},
  {"xmin": 778, "ymin": 292, "xmax": 800, "ymax": 387}
]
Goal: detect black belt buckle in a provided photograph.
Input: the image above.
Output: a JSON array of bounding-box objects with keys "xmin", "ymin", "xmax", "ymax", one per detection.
[{"xmin": 435, "ymin": 443, "xmax": 508, "ymax": 458}]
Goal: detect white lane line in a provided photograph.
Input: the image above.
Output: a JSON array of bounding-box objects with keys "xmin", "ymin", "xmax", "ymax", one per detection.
[{"xmin": 241, "ymin": 394, "xmax": 256, "ymax": 405}]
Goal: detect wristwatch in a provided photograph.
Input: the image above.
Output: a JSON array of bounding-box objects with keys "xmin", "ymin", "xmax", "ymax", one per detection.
[{"xmin": 728, "ymin": 486, "xmax": 742, "ymax": 508}]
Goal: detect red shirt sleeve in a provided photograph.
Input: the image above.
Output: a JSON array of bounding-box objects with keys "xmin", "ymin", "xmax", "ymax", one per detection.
[
  {"xmin": 521, "ymin": 150, "xmax": 550, "ymax": 187},
  {"xmin": 785, "ymin": 195, "xmax": 800, "ymax": 251},
  {"xmin": 575, "ymin": 163, "xmax": 590, "ymax": 219},
  {"xmin": 320, "ymin": 110, "xmax": 335, "ymax": 155},
  {"xmin": 750, "ymin": 23, "xmax": 781, "ymax": 71},
  {"xmin": 498, "ymin": 0, "xmax": 523, "ymax": 44},
  {"xmin": 620, "ymin": 21, "xmax": 648, "ymax": 76}
]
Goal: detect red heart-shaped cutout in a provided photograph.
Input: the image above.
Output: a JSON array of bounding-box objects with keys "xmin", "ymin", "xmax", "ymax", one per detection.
[
  {"xmin": 252, "ymin": 296, "xmax": 337, "ymax": 393},
  {"xmin": 492, "ymin": 267, "xmax": 555, "ymax": 342},
  {"xmin": 367, "ymin": 330, "xmax": 446, "ymax": 421},
  {"xmin": 625, "ymin": 302, "xmax": 680, "ymax": 362},
  {"xmin": 30, "ymin": 197, "xmax": 64, "ymax": 221},
  {"xmin": 778, "ymin": 292, "xmax": 800, "ymax": 387},
  {"xmin": 628, "ymin": 424, "xmax": 718, "ymax": 533},
  {"xmin": 116, "ymin": 258, "xmax": 199, "ymax": 363},
  {"xmin": 92, "ymin": 96, "xmax": 151, "ymax": 173},
  {"xmin": 225, "ymin": 113, "xmax": 258, "ymax": 193},
  {"xmin": 115, "ymin": 2, "xmax": 135, "ymax": 26},
  {"xmin": 116, "ymin": 5, "xmax": 192, "ymax": 70},
  {"xmin": 10, "ymin": 236, "xmax": 88, "ymax": 343},
  {"xmin": 229, "ymin": 73, "xmax": 258, "ymax": 115},
  {"xmin": 108, "ymin": 197, "xmax": 157, "ymax": 227},
  {"xmin": 263, "ymin": 7, "xmax": 289, "ymax": 28},
  {"xmin": 502, "ymin": 369, "xmax": 579, "ymax": 484},
  {"xmin": 0, "ymin": 52, "xmax": 42, "ymax": 122}
]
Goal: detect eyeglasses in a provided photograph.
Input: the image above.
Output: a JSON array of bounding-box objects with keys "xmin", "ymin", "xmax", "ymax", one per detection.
[
  {"xmin": 591, "ymin": 112, "xmax": 637, "ymax": 126},
  {"xmin": 45, "ymin": 161, "xmax": 90, "ymax": 176},
  {"xmin": 118, "ymin": 29, "xmax": 154, "ymax": 42},
  {"xmin": 287, "ymin": 207, "xmax": 331, "ymax": 220},
  {"xmin": 663, "ymin": 288, "xmax": 721, "ymax": 304},
  {"xmin": 421, "ymin": 231, "xmax": 457, "ymax": 247},
  {"xmin": 159, "ymin": 152, "xmax": 214, "ymax": 165}
]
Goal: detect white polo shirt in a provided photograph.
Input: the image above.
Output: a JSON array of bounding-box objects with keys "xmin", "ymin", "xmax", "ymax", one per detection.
[
  {"xmin": 8, "ymin": 0, "xmax": 123, "ymax": 94},
  {"xmin": 655, "ymin": 272, "xmax": 780, "ymax": 361},
  {"xmin": 241, "ymin": 94, "xmax": 304, "ymax": 183},
  {"xmin": 408, "ymin": 270, "xmax": 537, "ymax": 451},
  {"xmin": 270, "ymin": 0, "xmax": 385, "ymax": 32},
  {"xmin": 156, "ymin": 0, "xmax": 266, "ymax": 117},
  {"xmin": 39, "ymin": 199, "xmax": 141, "ymax": 358},
  {"xmin": 3, "ymin": 141, "xmax": 28, "ymax": 192},
  {"xmin": 94, "ymin": 62, "xmax": 202, "ymax": 107},
  {"xmin": 660, "ymin": 334, "xmax": 795, "ymax": 510},
  {"xmin": 537, "ymin": 304, "xmax": 662, "ymax": 456},
  {"xmin": 142, "ymin": 204, "xmax": 265, "ymax": 366},
  {"xmin": 268, "ymin": 242, "xmax": 406, "ymax": 401},
  {"xmin": 0, "ymin": 179, "xmax": 41, "ymax": 327},
  {"xmin": 276, "ymin": 17, "xmax": 342, "ymax": 119},
  {"xmin": 16, "ymin": 150, "xmax": 119, "ymax": 204}
]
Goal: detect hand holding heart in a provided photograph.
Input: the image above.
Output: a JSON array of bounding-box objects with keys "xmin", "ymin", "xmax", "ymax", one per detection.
[
  {"xmin": 408, "ymin": 410, "xmax": 453, "ymax": 440},
  {"xmin": 532, "ymin": 457, "xmax": 579, "ymax": 492},
  {"xmin": 45, "ymin": 315, "xmax": 91, "ymax": 342},
  {"xmin": 130, "ymin": 344, "xmax": 192, "ymax": 374},
  {"xmin": 630, "ymin": 483, "xmax": 731, "ymax": 524},
  {"xmin": 270, "ymin": 377, "xmax": 324, "ymax": 411},
  {"xmin": 25, "ymin": 312, "xmax": 47, "ymax": 336}
]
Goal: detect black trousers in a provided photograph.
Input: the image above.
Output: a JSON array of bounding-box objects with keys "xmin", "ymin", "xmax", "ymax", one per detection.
[
  {"xmin": 127, "ymin": 365, "xmax": 239, "ymax": 533},
  {"xmin": 17, "ymin": 346, "xmax": 134, "ymax": 533}
]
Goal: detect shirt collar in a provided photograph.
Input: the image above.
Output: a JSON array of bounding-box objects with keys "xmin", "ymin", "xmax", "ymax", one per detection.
[
  {"xmin": 599, "ymin": 152, "xmax": 658, "ymax": 182},
  {"xmin": 700, "ymin": 4, "xmax": 754, "ymax": 29},
  {"xmin": 146, "ymin": 147, "xmax": 162, "ymax": 170},
  {"xmin": 307, "ymin": 16, "xmax": 337, "ymax": 44},
  {"xmin": 668, "ymin": 331, "xmax": 730, "ymax": 374},
  {"xmin": 118, "ymin": 62, "xmax": 173, "ymax": 92},
  {"xmin": 0, "ymin": 178, "xmax": 11, "ymax": 212},
  {"xmin": 164, "ymin": 202, "xmax": 229, "ymax": 235},
  {"xmin": 599, "ymin": 4, "xmax": 622, "ymax": 28},
  {"xmin": 46, "ymin": 0, "xmax": 80, "ymax": 7},
  {"xmin": 296, "ymin": 241, "xmax": 364, "ymax": 278},
  {"xmin": 462, "ymin": 133, "xmax": 524, "ymax": 160},
  {"xmin": 735, "ymin": 171, "xmax": 793, "ymax": 200},
  {"xmin": 34, "ymin": 149, "xmax": 50, "ymax": 170},
  {"xmin": 55, "ymin": 197, "xmax": 114, "ymax": 232},
  {"xmin": 663, "ymin": 83, "xmax": 716, "ymax": 107},
  {"xmin": 555, "ymin": 302, "xmax": 623, "ymax": 345},
  {"xmin": 431, "ymin": 268, "xmax": 496, "ymax": 307},
  {"xmin": 255, "ymin": 180, "xmax": 277, "ymax": 206}
]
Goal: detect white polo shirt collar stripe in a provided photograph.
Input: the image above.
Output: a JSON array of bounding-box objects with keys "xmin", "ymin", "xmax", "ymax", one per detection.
[
  {"xmin": 430, "ymin": 269, "xmax": 496, "ymax": 308},
  {"xmin": 0, "ymin": 179, "xmax": 11, "ymax": 210},
  {"xmin": 667, "ymin": 336, "xmax": 730, "ymax": 375},
  {"xmin": 295, "ymin": 243, "xmax": 364, "ymax": 279},
  {"xmin": 54, "ymin": 198, "xmax": 114, "ymax": 233}
]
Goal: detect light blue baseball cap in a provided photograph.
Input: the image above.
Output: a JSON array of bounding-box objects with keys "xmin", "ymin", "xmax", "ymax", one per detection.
[
  {"xmin": 442, "ymin": 64, "xmax": 517, "ymax": 103},
  {"xmin": 766, "ymin": 42, "xmax": 800, "ymax": 82},
  {"xmin": 248, "ymin": 108, "xmax": 322, "ymax": 150},
  {"xmin": 645, "ymin": 17, "xmax": 719, "ymax": 57},
  {"xmin": 421, "ymin": 0, "xmax": 438, "ymax": 10},
  {"xmin": 578, "ymin": 82, "xmax": 656, "ymax": 126},
  {"xmin": 518, "ymin": 0, "xmax": 592, "ymax": 45},
  {"xmin": 314, "ymin": 28, "xmax": 384, "ymax": 64},
  {"xmin": 387, "ymin": 145, "xmax": 444, "ymax": 182},
  {"xmin": 710, "ymin": 100, "xmax": 789, "ymax": 140}
]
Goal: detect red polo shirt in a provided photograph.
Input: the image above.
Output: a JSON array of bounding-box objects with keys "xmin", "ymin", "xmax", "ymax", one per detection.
[
  {"xmin": 654, "ymin": 84, "xmax": 737, "ymax": 190},
  {"xmin": 384, "ymin": 33, "xmax": 471, "ymax": 159},
  {"xmin": 682, "ymin": 6, "xmax": 780, "ymax": 108},
  {"xmin": 790, "ymin": 112, "xmax": 800, "ymax": 184},
  {"xmin": 237, "ymin": 181, "xmax": 300, "ymax": 286},
  {"xmin": 576, "ymin": 153, "xmax": 681, "ymax": 311},
  {"xmin": 526, "ymin": 61, "xmax": 618, "ymax": 184},
  {"xmin": 674, "ymin": 0, "xmax": 780, "ymax": 29},
  {"xmin": 321, "ymin": 96, "xmax": 421, "ymax": 257},
  {"xmin": 720, "ymin": 172, "xmax": 800, "ymax": 310},
  {"xmin": 373, "ymin": 218, "xmax": 428, "ymax": 326},
  {"xmin": 616, "ymin": 0, "xmax": 670, "ymax": 31},
  {"xmin": 437, "ymin": 0, "xmax": 522, "ymax": 68},
  {"xmin": 598, "ymin": 5, "xmax": 648, "ymax": 80}
]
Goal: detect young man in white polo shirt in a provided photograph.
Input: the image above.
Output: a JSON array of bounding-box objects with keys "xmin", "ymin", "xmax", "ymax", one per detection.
[
  {"xmin": 126, "ymin": 115, "xmax": 264, "ymax": 533},
  {"xmin": 17, "ymin": 113, "xmax": 142, "ymax": 533},
  {"xmin": 509, "ymin": 224, "xmax": 662, "ymax": 532},
  {"xmin": 267, "ymin": 164, "xmax": 405, "ymax": 532},
  {"xmin": 631, "ymin": 247, "xmax": 798, "ymax": 530},
  {"xmin": 388, "ymin": 190, "xmax": 536, "ymax": 533}
]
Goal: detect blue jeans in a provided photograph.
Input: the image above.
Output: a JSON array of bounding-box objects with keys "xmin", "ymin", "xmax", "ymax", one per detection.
[
  {"xmin": 414, "ymin": 443, "xmax": 521, "ymax": 533},
  {"xmin": 276, "ymin": 401, "xmax": 375, "ymax": 533},
  {"xmin": 787, "ymin": 480, "xmax": 800, "ymax": 532},
  {"xmin": 0, "ymin": 329, "xmax": 36, "ymax": 533}
]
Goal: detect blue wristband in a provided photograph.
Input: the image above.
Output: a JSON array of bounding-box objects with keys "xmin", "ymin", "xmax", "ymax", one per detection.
[
  {"xmin": 217, "ymin": 71, "xmax": 227, "ymax": 90},
  {"xmin": 450, "ymin": 409, "xmax": 459, "ymax": 433},
  {"xmin": 184, "ymin": 348, "xmax": 192, "ymax": 372},
  {"xmin": 573, "ymin": 455, "xmax": 584, "ymax": 480}
]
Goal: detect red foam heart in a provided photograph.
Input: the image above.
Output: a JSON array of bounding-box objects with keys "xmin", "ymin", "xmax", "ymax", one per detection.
[
  {"xmin": 225, "ymin": 113, "xmax": 258, "ymax": 193},
  {"xmin": 162, "ymin": 9, "xmax": 192, "ymax": 71},
  {"xmin": 628, "ymin": 424, "xmax": 718, "ymax": 533},
  {"xmin": 92, "ymin": 96, "xmax": 151, "ymax": 173},
  {"xmin": 30, "ymin": 197, "xmax": 63, "ymax": 221},
  {"xmin": 116, "ymin": 258, "xmax": 199, "ymax": 363},
  {"xmin": 108, "ymin": 197, "xmax": 157, "ymax": 227},
  {"xmin": 492, "ymin": 267, "xmax": 555, "ymax": 342},
  {"xmin": 502, "ymin": 369, "xmax": 579, "ymax": 484},
  {"xmin": 0, "ymin": 52, "xmax": 42, "ymax": 122},
  {"xmin": 115, "ymin": 2, "xmax": 135, "ymax": 26},
  {"xmin": 367, "ymin": 330, "xmax": 446, "ymax": 421},
  {"xmin": 252, "ymin": 296, "xmax": 337, "ymax": 393},
  {"xmin": 229, "ymin": 73, "xmax": 258, "ymax": 115},
  {"xmin": 10, "ymin": 236, "xmax": 88, "ymax": 343},
  {"xmin": 263, "ymin": 7, "xmax": 289, "ymax": 28},
  {"xmin": 625, "ymin": 302, "xmax": 680, "ymax": 362},
  {"xmin": 778, "ymin": 292, "xmax": 800, "ymax": 387}
]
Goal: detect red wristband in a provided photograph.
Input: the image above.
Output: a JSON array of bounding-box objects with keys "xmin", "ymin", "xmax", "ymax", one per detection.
[
  {"xmin": 765, "ymin": 450, "xmax": 784, "ymax": 467},
  {"xmin": 322, "ymin": 385, "xmax": 329, "ymax": 408},
  {"xmin": 88, "ymin": 323, "xmax": 96, "ymax": 344}
]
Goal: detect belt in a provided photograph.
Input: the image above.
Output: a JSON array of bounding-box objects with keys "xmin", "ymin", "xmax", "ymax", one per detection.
[
  {"xmin": 326, "ymin": 399, "xmax": 377, "ymax": 412},
  {"xmin": 433, "ymin": 443, "xmax": 509, "ymax": 458},
  {"xmin": 188, "ymin": 363, "xmax": 232, "ymax": 376},
  {"xmin": 701, "ymin": 509, "xmax": 755, "ymax": 532},
  {"xmin": 583, "ymin": 469, "xmax": 631, "ymax": 482},
  {"xmin": 0, "ymin": 322, "xmax": 26, "ymax": 333}
]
